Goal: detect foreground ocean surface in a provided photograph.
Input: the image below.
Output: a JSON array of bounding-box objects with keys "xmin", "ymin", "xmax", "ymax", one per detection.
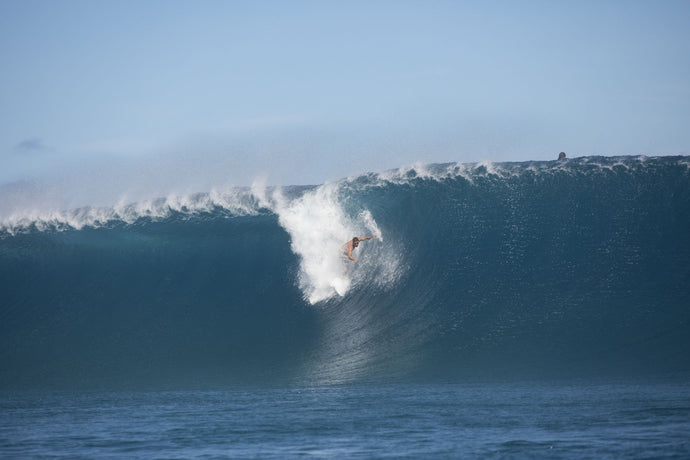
[
  {"xmin": 2, "ymin": 156, "xmax": 689, "ymax": 457},
  {"xmin": 2, "ymin": 382, "xmax": 690, "ymax": 458}
]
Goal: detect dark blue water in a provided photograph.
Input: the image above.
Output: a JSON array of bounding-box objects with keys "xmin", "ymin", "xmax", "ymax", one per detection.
[
  {"xmin": 2, "ymin": 382, "xmax": 689, "ymax": 458},
  {"xmin": 1, "ymin": 156, "xmax": 689, "ymax": 457}
]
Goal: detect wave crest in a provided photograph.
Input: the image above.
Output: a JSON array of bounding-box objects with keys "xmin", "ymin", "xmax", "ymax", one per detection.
[{"xmin": 0, "ymin": 188, "xmax": 267, "ymax": 235}]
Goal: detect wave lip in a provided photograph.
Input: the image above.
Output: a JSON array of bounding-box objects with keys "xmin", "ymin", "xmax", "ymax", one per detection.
[
  {"xmin": 0, "ymin": 187, "xmax": 268, "ymax": 235},
  {"xmin": 3, "ymin": 155, "xmax": 686, "ymax": 235}
]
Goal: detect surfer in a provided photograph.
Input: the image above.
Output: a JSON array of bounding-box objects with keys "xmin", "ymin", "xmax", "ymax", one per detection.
[
  {"xmin": 342, "ymin": 236, "xmax": 376, "ymax": 262},
  {"xmin": 558, "ymin": 151, "xmax": 566, "ymax": 160}
]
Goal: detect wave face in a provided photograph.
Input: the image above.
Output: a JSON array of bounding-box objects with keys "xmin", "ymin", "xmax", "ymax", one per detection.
[{"xmin": 1, "ymin": 156, "xmax": 689, "ymax": 388}]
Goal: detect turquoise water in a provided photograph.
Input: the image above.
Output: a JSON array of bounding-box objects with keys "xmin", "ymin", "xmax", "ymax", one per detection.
[{"xmin": 2, "ymin": 382, "xmax": 689, "ymax": 458}]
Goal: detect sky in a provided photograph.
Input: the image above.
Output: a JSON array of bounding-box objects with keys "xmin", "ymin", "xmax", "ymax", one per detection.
[{"xmin": 1, "ymin": 0, "xmax": 689, "ymax": 206}]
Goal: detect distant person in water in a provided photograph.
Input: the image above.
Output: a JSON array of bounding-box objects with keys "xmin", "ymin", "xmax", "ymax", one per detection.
[
  {"xmin": 558, "ymin": 152, "xmax": 566, "ymax": 160},
  {"xmin": 342, "ymin": 236, "xmax": 376, "ymax": 262}
]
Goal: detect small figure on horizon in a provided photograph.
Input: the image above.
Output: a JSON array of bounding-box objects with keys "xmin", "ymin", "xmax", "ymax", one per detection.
[
  {"xmin": 558, "ymin": 152, "xmax": 566, "ymax": 160},
  {"xmin": 342, "ymin": 236, "xmax": 376, "ymax": 262}
]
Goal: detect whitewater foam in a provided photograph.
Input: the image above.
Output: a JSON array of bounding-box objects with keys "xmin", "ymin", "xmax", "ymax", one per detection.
[{"xmin": 267, "ymin": 181, "xmax": 396, "ymax": 304}]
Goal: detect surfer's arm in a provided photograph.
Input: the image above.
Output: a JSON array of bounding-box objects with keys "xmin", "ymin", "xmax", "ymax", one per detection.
[
  {"xmin": 357, "ymin": 236, "xmax": 376, "ymax": 241},
  {"xmin": 348, "ymin": 247, "xmax": 357, "ymax": 262}
]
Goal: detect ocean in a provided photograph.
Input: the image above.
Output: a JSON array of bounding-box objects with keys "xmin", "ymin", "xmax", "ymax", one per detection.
[
  {"xmin": 1, "ymin": 156, "xmax": 689, "ymax": 457},
  {"xmin": 2, "ymin": 382, "xmax": 689, "ymax": 458}
]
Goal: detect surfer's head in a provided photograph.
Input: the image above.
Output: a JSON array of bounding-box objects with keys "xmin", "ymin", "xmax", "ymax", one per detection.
[{"xmin": 352, "ymin": 237, "xmax": 359, "ymax": 247}]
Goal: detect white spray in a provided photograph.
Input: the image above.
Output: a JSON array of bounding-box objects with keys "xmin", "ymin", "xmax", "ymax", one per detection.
[{"xmin": 268, "ymin": 181, "xmax": 387, "ymax": 304}]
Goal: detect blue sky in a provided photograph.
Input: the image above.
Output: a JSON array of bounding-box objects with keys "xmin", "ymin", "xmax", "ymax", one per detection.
[{"xmin": 1, "ymin": 0, "xmax": 689, "ymax": 196}]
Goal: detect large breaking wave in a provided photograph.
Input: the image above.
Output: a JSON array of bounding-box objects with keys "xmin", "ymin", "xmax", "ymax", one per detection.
[{"xmin": 1, "ymin": 156, "xmax": 689, "ymax": 388}]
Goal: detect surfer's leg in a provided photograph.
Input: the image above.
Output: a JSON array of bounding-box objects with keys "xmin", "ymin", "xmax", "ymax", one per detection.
[{"xmin": 341, "ymin": 254, "xmax": 351, "ymax": 275}]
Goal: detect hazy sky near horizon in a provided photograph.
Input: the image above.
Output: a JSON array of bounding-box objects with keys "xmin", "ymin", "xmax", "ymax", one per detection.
[{"xmin": 1, "ymin": 0, "xmax": 689, "ymax": 195}]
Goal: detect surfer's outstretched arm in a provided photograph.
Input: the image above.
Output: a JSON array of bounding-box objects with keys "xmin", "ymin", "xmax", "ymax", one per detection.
[{"xmin": 357, "ymin": 236, "xmax": 376, "ymax": 241}]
